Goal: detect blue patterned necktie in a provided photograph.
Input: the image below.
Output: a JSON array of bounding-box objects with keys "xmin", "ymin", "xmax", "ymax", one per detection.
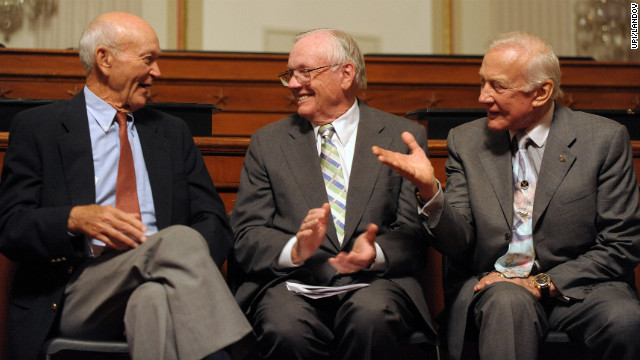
[
  {"xmin": 495, "ymin": 133, "xmax": 537, "ymax": 278},
  {"xmin": 319, "ymin": 124, "xmax": 347, "ymax": 244}
]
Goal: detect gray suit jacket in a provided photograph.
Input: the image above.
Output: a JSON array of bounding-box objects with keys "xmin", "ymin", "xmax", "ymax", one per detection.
[
  {"xmin": 230, "ymin": 101, "xmax": 437, "ymax": 344},
  {"xmin": 429, "ymin": 104, "xmax": 640, "ymax": 359}
]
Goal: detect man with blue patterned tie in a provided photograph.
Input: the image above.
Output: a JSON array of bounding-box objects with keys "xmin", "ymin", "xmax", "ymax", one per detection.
[
  {"xmin": 230, "ymin": 28, "xmax": 437, "ymax": 360},
  {"xmin": 373, "ymin": 32, "xmax": 640, "ymax": 360}
]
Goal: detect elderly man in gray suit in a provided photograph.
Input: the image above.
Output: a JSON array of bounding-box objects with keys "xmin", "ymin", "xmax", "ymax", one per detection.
[
  {"xmin": 230, "ymin": 28, "xmax": 438, "ymax": 360},
  {"xmin": 374, "ymin": 31, "xmax": 640, "ymax": 360}
]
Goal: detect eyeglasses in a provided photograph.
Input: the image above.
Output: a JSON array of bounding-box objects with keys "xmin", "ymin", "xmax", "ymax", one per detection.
[{"xmin": 278, "ymin": 63, "xmax": 343, "ymax": 87}]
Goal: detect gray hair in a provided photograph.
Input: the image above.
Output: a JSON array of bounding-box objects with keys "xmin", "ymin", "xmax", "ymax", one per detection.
[
  {"xmin": 487, "ymin": 31, "xmax": 563, "ymax": 100},
  {"xmin": 78, "ymin": 19, "xmax": 120, "ymax": 75},
  {"xmin": 296, "ymin": 28, "xmax": 367, "ymax": 90}
]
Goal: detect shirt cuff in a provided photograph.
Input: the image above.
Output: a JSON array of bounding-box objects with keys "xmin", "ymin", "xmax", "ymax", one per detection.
[
  {"xmin": 278, "ymin": 236, "xmax": 387, "ymax": 271},
  {"xmin": 417, "ymin": 179, "xmax": 444, "ymax": 225},
  {"xmin": 366, "ymin": 242, "xmax": 386, "ymax": 271},
  {"xmin": 278, "ymin": 236, "xmax": 303, "ymax": 268}
]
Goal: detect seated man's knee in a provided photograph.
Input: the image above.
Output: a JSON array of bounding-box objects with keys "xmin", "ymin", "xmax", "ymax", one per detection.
[
  {"xmin": 336, "ymin": 283, "xmax": 413, "ymax": 341},
  {"xmin": 474, "ymin": 282, "xmax": 541, "ymax": 326},
  {"xmin": 124, "ymin": 282, "xmax": 169, "ymax": 332},
  {"xmin": 259, "ymin": 314, "xmax": 307, "ymax": 346},
  {"xmin": 253, "ymin": 287, "xmax": 331, "ymax": 358},
  {"xmin": 254, "ymin": 310, "xmax": 328, "ymax": 359},
  {"xmin": 339, "ymin": 295, "xmax": 392, "ymax": 331},
  {"xmin": 129, "ymin": 282, "xmax": 165, "ymax": 302},
  {"xmin": 477, "ymin": 282, "xmax": 536, "ymax": 310},
  {"xmin": 153, "ymin": 225, "xmax": 208, "ymax": 252},
  {"xmin": 160, "ymin": 224, "xmax": 203, "ymax": 241},
  {"xmin": 126, "ymin": 282, "xmax": 167, "ymax": 316},
  {"xmin": 596, "ymin": 297, "xmax": 640, "ymax": 340}
]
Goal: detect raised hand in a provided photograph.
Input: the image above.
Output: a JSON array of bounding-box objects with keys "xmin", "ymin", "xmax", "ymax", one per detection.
[
  {"xmin": 328, "ymin": 223, "xmax": 378, "ymax": 274},
  {"xmin": 372, "ymin": 131, "xmax": 439, "ymax": 201},
  {"xmin": 292, "ymin": 203, "xmax": 331, "ymax": 264}
]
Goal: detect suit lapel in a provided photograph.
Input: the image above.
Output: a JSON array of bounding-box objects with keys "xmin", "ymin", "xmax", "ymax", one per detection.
[
  {"xmin": 282, "ymin": 116, "xmax": 328, "ymax": 207},
  {"xmin": 135, "ymin": 110, "xmax": 173, "ymax": 229},
  {"xmin": 479, "ymin": 128, "xmax": 513, "ymax": 227},
  {"xmin": 532, "ymin": 106, "xmax": 576, "ymax": 228},
  {"xmin": 343, "ymin": 104, "xmax": 386, "ymax": 244},
  {"xmin": 59, "ymin": 92, "xmax": 96, "ymax": 206},
  {"xmin": 280, "ymin": 116, "xmax": 342, "ymax": 246}
]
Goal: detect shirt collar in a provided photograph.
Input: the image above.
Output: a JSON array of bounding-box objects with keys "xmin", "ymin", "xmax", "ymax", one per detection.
[
  {"xmin": 313, "ymin": 100, "xmax": 359, "ymax": 146},
  {"xmin": 509, "ymin": 102, "xmax": 554, "ymax": 147},
  {"xmin": 84, "ymin": 86, "xmax": 135, "ymax": 131}
]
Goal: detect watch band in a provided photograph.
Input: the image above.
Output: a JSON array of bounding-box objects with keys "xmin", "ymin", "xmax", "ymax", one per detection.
[{"xmin": 539, "ymin": 284, "xmax": 550, "ymax": 298}]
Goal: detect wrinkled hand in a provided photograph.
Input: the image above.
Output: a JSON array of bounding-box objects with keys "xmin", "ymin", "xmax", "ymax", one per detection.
[
  {"xmin": 372, "ymin": 131, "xmax": 439, "ymax": 201},
  {"xmin": 292, "ymin": 203, "xmax": 331, "ymax": 264},
  {"xmin": 473, "ymin": 272, "xmax": 544, "ymax": 299},
  {"xmin": 328, "ymin": 223, "xmax": 378, "ymax": 274},
  {"xmin": 68, "ymin": 204, "xmax": 147, "ymax": 251}
]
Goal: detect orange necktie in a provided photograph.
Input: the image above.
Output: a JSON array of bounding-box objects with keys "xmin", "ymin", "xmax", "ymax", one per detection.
[{"xmin": 115, "ymin": 112, "xmax": 140, "ymax": 216}]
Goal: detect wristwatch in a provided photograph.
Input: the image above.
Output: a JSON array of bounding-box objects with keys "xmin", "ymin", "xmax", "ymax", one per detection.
[{"xmin": 533, "ymin": 273, "xmax": 551, "ymax": 298}]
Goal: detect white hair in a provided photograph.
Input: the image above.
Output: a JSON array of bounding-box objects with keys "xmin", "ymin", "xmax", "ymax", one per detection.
[
  {"xmin": 296, "ymin": 28, "xmax": 367, "ymax": 90},
  {"xmin": 487, "ymin": 31, "xmax": 563, "ymax": 100},
  {"xmin": 78, "ymin": 18, "xmax": 120, "ymax": 75}
]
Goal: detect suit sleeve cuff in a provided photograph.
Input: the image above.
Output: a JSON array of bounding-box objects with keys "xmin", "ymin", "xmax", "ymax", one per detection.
[{"xmin": 417, "ymin": 180, "xmax": 444, "ymax": 227}]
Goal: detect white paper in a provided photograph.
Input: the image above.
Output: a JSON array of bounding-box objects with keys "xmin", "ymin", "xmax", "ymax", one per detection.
[{"xmin": 285, "ymin": 281, "xmax": 369, "ymax": 299}]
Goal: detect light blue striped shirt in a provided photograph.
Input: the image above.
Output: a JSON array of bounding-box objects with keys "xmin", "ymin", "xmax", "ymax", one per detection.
[{"xmin": 84, "ymin": 87, "xmax": 158, "ymax": 246}]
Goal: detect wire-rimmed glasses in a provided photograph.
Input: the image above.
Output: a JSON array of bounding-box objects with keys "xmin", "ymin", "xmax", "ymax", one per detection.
[{"xmin": 278, "ymin": 63, "xmax": 343, "ymax": 86}]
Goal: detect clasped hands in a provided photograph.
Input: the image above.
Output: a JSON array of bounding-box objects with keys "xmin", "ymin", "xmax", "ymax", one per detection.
[
  {"xmin": 473, "ymin": 271, "xmax": 555, "ymax": 299},
  {"xmin": 293, "ymin": 203, "xmax": 378, "ymax": 274},
  {"xmin": 372, "ymin": 133, "xmax": 558, "ymax": 300},
  {"xmin": 293, "ymin": 131, "xmax": 435, "ymax": 273},
  {"xmin": 68, "ymin": 204, "xmax": 147, "ymax": 250}
]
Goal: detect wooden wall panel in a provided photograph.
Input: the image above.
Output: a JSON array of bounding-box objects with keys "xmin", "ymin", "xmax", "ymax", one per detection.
[
  {"xmin": 212, "ymin": 112, "xmax": 289, "ymax": 137},
  {"xmin": 2, "ymin": 49, "xmax": 640, "ymax": 117},
  {"xmin": 1, "ymin": 49, "xmax": 639, "ymax": 358},
  {"xmin": 149, "ymin": 83, "xmax": 294, "ymax": 112}
]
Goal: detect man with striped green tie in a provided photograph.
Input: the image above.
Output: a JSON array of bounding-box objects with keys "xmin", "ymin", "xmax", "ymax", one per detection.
[{"xmin": 230, "ymin": 28, "xmax": 437, "ymax": 360}]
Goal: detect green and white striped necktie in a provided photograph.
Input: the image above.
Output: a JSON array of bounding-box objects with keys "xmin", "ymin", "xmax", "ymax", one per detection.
[{"xmin": 319, "ymin": 124, "xmax": 347, "ymax": 244}]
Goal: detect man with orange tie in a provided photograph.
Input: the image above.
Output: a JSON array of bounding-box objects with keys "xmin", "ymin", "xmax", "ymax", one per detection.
[{"xmin": 0, "ymin": 12, "xmax": 251, "ymax": 360}]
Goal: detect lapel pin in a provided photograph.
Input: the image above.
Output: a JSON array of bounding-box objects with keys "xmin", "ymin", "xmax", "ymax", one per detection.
[{"xmin": 559, "ymin": 155, "xmax": 565, "ymax": 162}]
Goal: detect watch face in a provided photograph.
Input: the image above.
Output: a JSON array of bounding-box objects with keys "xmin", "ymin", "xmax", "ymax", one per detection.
[{"xmin": 535, "ymin": 273, "xmax": 550, "ymax": 286}]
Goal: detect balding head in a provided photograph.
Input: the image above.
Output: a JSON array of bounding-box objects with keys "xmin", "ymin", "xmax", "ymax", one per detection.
[
  {"xmin": 485, "ymin": 31, "xmax": 563, "ymax": 101},
  {"xmin": 79, "ymin": 12, "xmax": 161, "ymax": 112},
  {"xmin": 79, "ymin": 12, "xmax": 158, "ymax": 75}
]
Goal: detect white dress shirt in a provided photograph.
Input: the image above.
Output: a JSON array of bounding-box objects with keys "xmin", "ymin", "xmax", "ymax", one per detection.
[{"xmin": 278, "ymin": 101, "xmax": 386, "ymax": 269}]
